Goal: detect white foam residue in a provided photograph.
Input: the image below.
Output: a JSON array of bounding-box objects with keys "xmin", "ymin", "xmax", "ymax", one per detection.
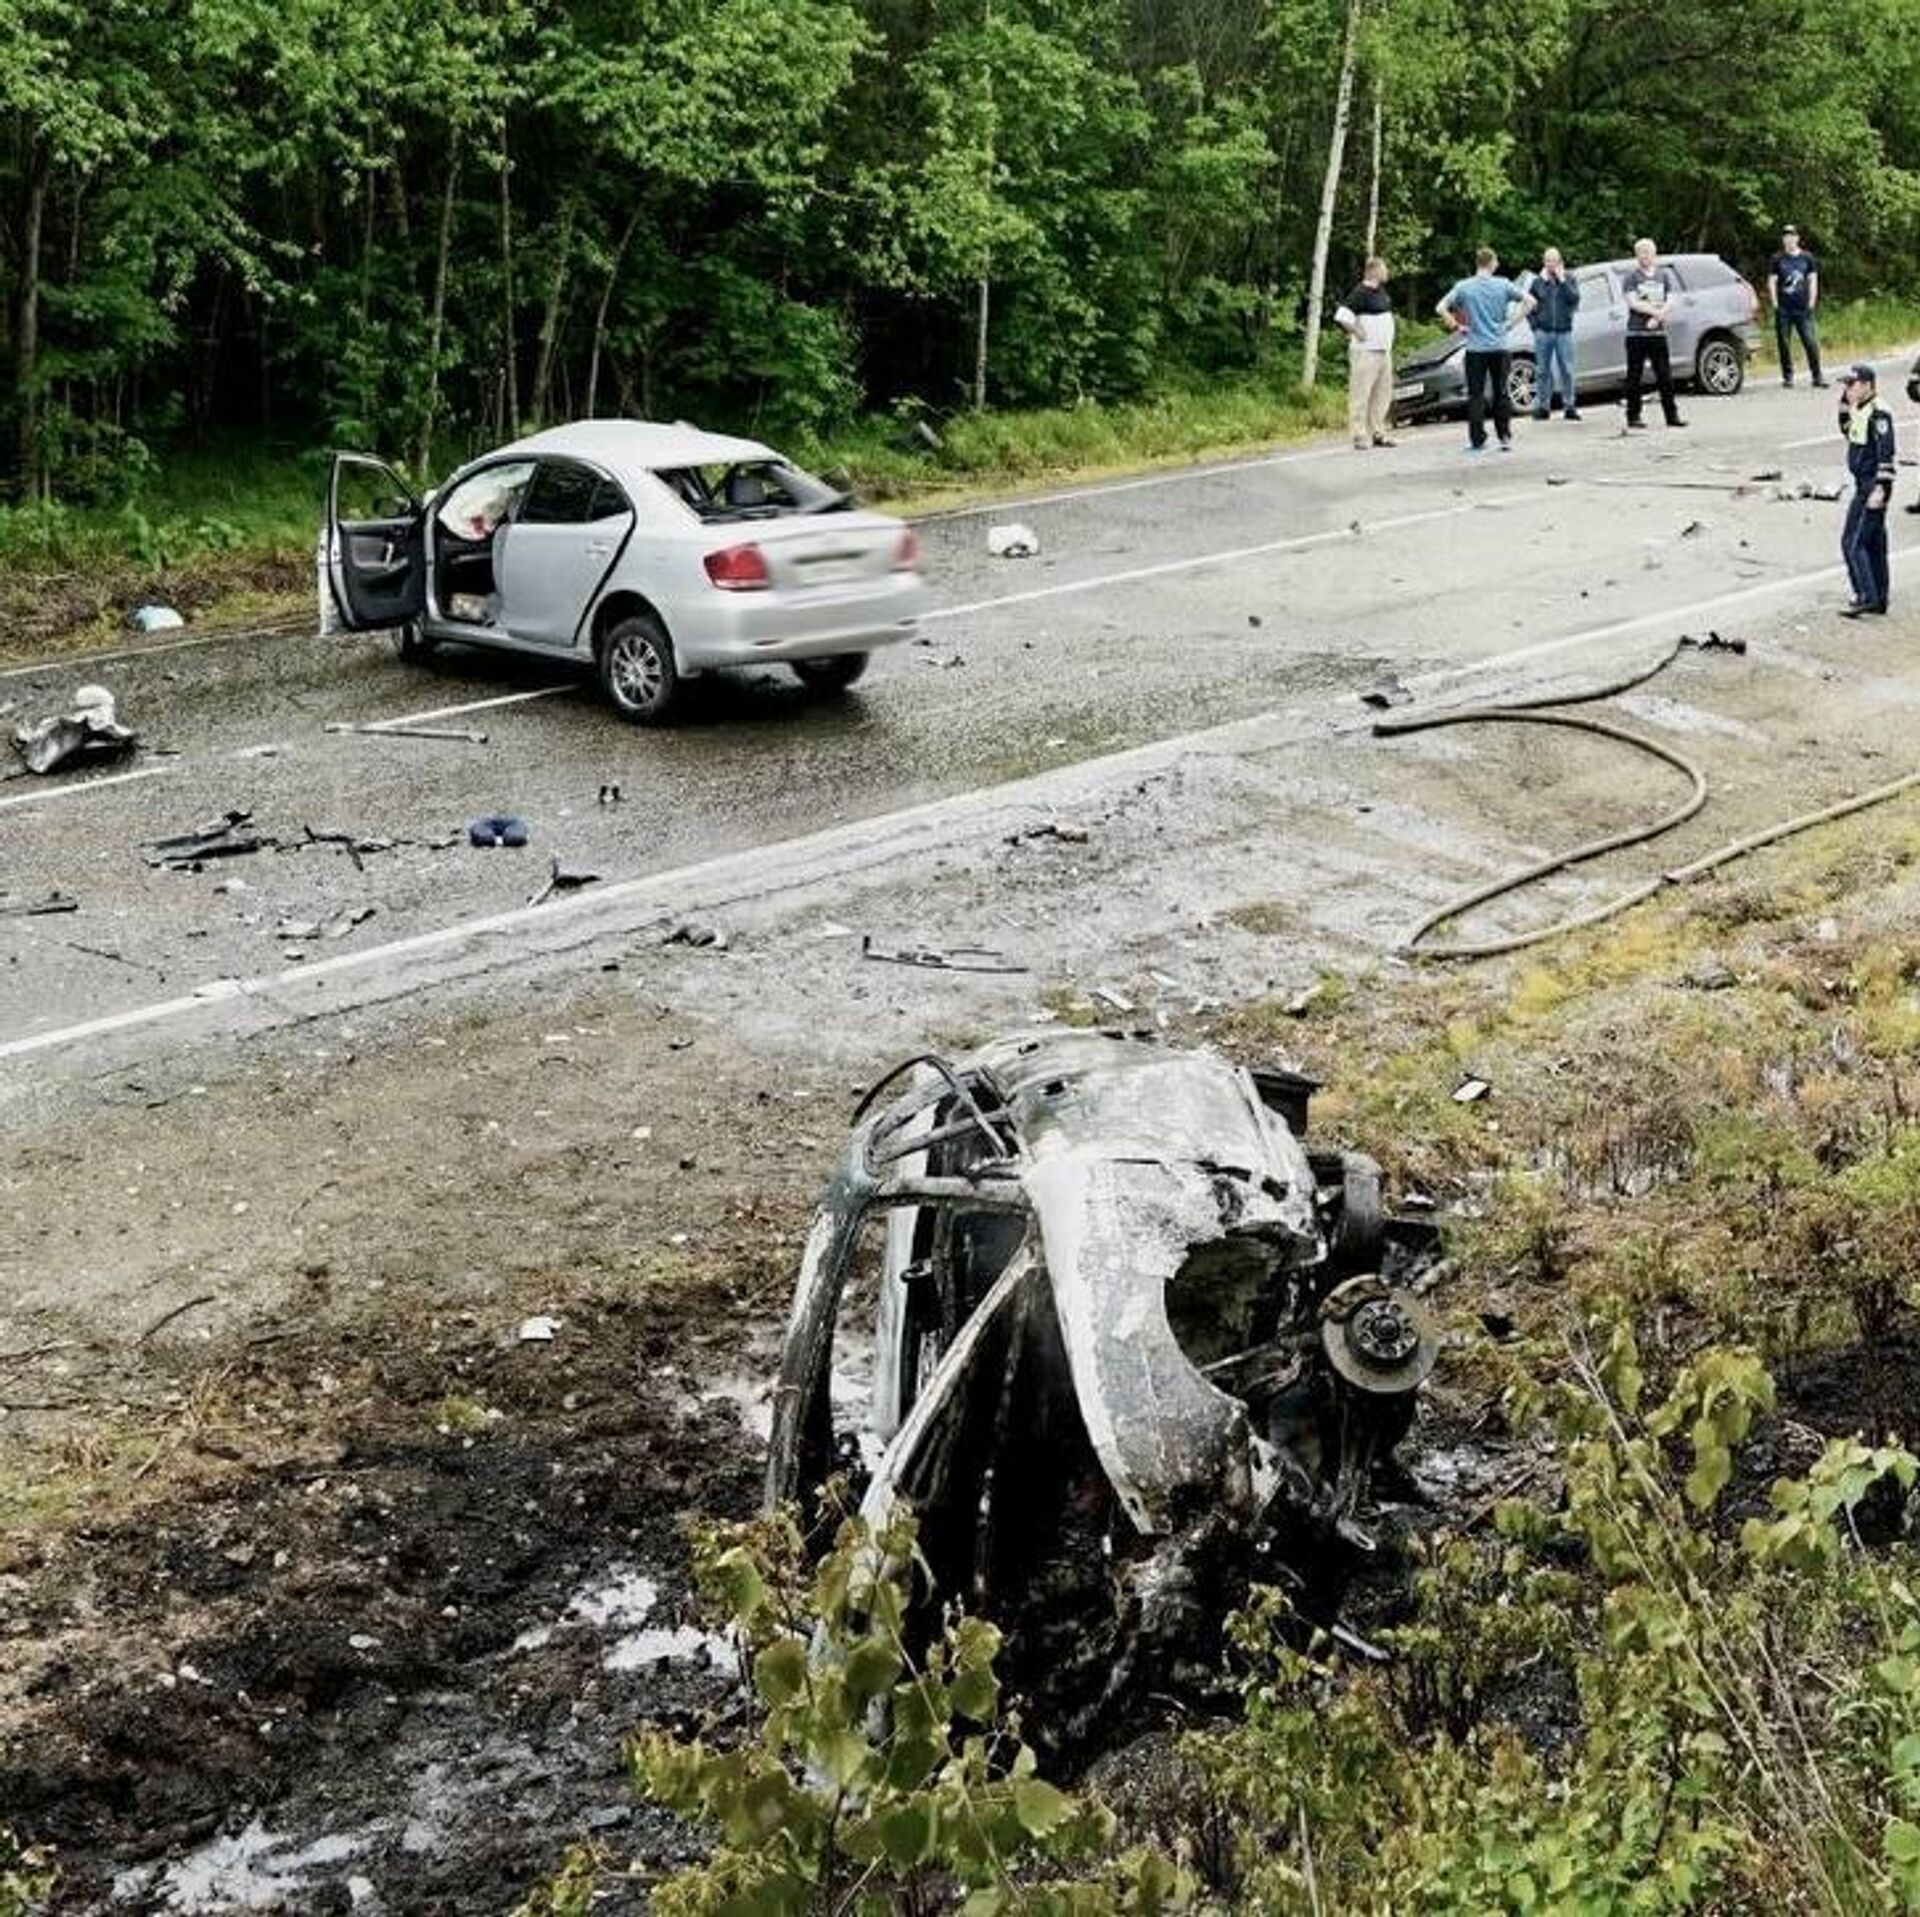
[
  {"xmin": 132, "ymin": 1818, "xmax": 367, "ymax": 1911},
  {"xmin": 567, "ymin": 1571, "xmax": 660, "ymax": 1629},
  {"xmin": 604, "ymin": 1622, "xmax": 733, "ymax": 1672}
]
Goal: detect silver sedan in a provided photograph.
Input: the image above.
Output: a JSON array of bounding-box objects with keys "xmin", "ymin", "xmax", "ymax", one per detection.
[{"xmin": 322, "ymin": 420, "xmax": 929, "ymax": 723}]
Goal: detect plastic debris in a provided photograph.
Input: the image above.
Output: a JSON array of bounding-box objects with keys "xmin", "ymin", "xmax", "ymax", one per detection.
[
  {"xmin": 518, "ymin": 1315, "xmax": 561, "ymax": 1343},
  {"xmin": 12, "ymin": 685, "xmax": 138, "ymax": 776},
  {"xmin": 987, "ymin": 522, "xmax": 1039, "ymax": 559},
  {"xmin": 860, "ymin": 934, "xmax": 1025, "ymax": 974},
  {"xmin": 528, "ymin": 857, "xmax": 599, "ymax": 907},
  {"xmin": 1452, "ymin": 1074, "xmax": 1493, "ymax": 1104},
  {"xmin": 468, "ymin": 815, "xmax": 529, "ymax": 848},
  {"xmin": 664, "ymin": 921, "xmax": 728, "ymax": 950},
  {"xmin": 145, "ymin": 810, "xmax": 263, "ymax": 868},
  {"xmin": 130, "ymin": 605, "xmax": 185, "ymax": 634}
]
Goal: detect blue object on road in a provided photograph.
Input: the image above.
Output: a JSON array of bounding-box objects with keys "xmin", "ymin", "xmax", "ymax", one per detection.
[{"xmin": 468, "ymin": 815, "xmax": 529, "ymax": 847}]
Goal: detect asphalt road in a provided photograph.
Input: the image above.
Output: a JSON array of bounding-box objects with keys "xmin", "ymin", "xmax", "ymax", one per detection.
[{"xmin": 2, "ymin": 380, "xmax": 1915, "ymax": 1061}]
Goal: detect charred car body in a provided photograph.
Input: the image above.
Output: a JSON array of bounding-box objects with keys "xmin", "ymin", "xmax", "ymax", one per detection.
[{"xmin": 768, "ymin": 1032, "xmax": 1438, "ymax": 1721}]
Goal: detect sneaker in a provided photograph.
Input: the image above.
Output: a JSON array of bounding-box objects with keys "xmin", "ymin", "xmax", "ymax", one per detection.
[
  {"xmin": 1667, "ymin": 417, "xmax": 1689, "ymax": 429},
  {"xmin": 1812, "ymin": 378, "xmax": 1830, "ymax": 388},
  {"xmin": 1564, "ymin": 410, "xmax": 1582, "ymax": 421},
  {"xmin": 1372, "ymin": 434, "xmax": 1397, "ymax": 447},
  {"xmin": 1905, "ymin": 500, "xmax": 1920, "ymax": 515},
  {"xmin": 1626, "ymin": 418, "xmax": 1648, "ymax": 430},
  {"xmin": 1498, "ymin": 439, "xmax": 1514, "ymax": 452},
  {"xmin": 1840, "ymin": 602, "xmax": 1872, "ymax": 619},
  {"xmin": 1782, "ymin": 377, "xmax": 1795, "ymax": 388},
  {"xmin": 1353, "ymin": 439, "xmax": 1370, "ymax": 451},
  {"xmin": 1530, "ymin": 410, "xmax": 1549, "ymax": 422},
  {"xmin": 1463, "ymin": 443, "xmax": 1486, "ymax": 455}
]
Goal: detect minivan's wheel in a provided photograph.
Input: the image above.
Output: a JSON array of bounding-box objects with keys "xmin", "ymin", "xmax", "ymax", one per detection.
[
  {"xmin": 394, "ymin": 620, "xmax": 438, "ymax": 662},
  {"xmin": 1506, "ymin": 357, "xmax": 1537, "ymax": 412},
  {"xmin": 598, "ymin": 612, "xmax": 679, "ymax": 724},
  {"xmin": 1695, "ymin": 337, "xmax": 1745, "ymax": 396},
  {"xmin": 790, "ymin": 653, "xmax": 869, "ymax": 694}
]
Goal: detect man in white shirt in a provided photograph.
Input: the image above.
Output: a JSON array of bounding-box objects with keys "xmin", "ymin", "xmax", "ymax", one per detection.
[{"xmin": 1335, "ymin": 258, "xmax": 1398, "ymax": 450}]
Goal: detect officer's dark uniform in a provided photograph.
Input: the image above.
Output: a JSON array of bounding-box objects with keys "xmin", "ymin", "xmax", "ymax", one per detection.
[{"xmin": 1840, "ymin": 365, "xmax": 1896, "ymax": 615}]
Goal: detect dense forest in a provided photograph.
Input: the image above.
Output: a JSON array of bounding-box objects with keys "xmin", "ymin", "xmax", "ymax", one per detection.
[{"xmin": 5, "ymin": 0, "xmax": 1920, "ymax": 501}]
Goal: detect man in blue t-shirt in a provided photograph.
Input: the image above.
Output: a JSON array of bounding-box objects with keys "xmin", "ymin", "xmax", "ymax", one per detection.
[
  {"xmin": 1768, "ymin": 225, "xmax": 1825, "ymax": 388},
  {"xmin": 1436, "ymin": 248, "xmax": 1535, "ymax": 453}
]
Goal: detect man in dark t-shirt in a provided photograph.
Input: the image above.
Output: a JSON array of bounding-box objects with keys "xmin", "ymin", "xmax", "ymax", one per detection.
[
  {"xmin": 1768, "ymin": 226, "xmax": 1825, "ymax": 387},
  {"xmin": 1623, "ymin": 238, "xmax": 1685, "ymax": 429}
]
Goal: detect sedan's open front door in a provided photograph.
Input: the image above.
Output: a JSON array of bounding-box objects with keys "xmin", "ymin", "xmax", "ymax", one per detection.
[{"xmin": 326, "ymin": 454, "xmax": 425, "ymax": 631}]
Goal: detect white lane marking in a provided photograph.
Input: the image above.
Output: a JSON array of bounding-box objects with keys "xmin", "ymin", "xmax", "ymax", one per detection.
[
  {"xmin": 0, "ymin": 765, "xmax": 175, "ymax": 813},
  {"xmin": 8, "ymin": 540, "xmax": 1910, "ymax": 1066},
  {"xmin": 355, "ymin": 685, "xmax": 572, "ymax": 730},
  {"xmin": 1454, "ymin": 543, "xmax": 1920, "ymax": 679},
  {"xmin": 914, "ymin": 442, "xmax": 1352, "ymax": 521},
  {"xmin": 0, "ymin": 624, "xmax": 310, "ymax": 683},
  {"xmin": 924, "ymin": 496, "xmax": 1527, "ymax": 621}
]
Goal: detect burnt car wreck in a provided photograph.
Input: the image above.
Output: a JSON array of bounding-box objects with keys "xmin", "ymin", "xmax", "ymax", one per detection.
[{"xmin": 767, "ymin": 1031, "xmax": 1439, "ymax": 1723}]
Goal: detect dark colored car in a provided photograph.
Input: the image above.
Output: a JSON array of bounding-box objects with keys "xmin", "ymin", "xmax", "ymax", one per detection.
[{"xmin": 1392, "ymin": 253, "xmax": 1762, "ymax": 422}]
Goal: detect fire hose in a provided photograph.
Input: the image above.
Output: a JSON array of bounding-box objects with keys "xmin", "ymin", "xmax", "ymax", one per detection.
[{"xmin": 1374, "ymin": 638, "xmax": 1920, "ymax": 961}]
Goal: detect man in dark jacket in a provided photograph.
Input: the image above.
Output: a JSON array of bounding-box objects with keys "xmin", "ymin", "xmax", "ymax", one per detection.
[
  {"xmin": 1768, "ymin": 226, "xmax": 1824, "ymax": 388},
  {"xmin": 1529, "ymin": 248, "xmax": 1581, "ymax": 420},
  {"xmin": 1837, "ymin": 362, "xmax": 1895, "ymax": 616}
]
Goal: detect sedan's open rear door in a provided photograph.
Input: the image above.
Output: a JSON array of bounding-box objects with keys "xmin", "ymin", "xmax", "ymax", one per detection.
[{"xmin": 324, "ymin": 454, "xmax": 425, "ymax": 631}]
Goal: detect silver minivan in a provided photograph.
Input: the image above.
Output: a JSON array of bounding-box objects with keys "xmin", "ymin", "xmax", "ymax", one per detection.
[{"xmin": 1392, "ymin": 253, "xmax": 1763, "ymax": 421}]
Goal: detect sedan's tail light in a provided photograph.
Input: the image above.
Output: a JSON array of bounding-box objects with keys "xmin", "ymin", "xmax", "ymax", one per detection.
[
  {"xmin": 892, "ymin": 527, "xmax": 921, "ymax": 572},
  {"xmin": 704, "ymin": 542, "xmax": 771, "ymax": 591}
]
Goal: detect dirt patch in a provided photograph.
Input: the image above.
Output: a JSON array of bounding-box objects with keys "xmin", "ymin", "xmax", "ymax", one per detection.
[
  {"xmin": 3, "ymin": 1276, "xmax": 765, "ymax": 1911},
  {"xmin": 0, "ymin": 553, "xmax": 308, "ymax": 667}
]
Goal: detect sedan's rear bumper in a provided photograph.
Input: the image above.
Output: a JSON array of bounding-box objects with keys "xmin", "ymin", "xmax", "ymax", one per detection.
[{"xmin": 677, "ymin": 572, "xmax": 931, "ymax": 668}]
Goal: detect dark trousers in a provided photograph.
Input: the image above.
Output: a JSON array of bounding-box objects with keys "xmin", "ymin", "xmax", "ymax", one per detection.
[
  {"xmin": 1842, "ymin": 486, "xmax": 1890, "ymax": 608},
  {"xmin": 1464, "ymin": 349, "xmax": 1511, "ymax": 447},
  {"xmin": 1624, "ymin": 333, "xmax": 1680, "ymax": 424},
  {"xmin": 1775, "ymin": 308, "xmax": 1822, "ymax": 382}
]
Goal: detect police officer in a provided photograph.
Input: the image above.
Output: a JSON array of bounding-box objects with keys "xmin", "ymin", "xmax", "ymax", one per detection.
[{"xmin": 1837, "ymin": 362, "xmax": 1895, "ymax": 617}]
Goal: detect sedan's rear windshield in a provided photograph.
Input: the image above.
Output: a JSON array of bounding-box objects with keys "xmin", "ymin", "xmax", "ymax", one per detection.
[{"xmin": 653, "ymin": 459, "xmax": 848, "ymax": 522}]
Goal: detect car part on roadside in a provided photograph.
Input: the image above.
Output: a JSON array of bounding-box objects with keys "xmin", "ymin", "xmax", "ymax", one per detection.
[
  {"xmin": 664, "ymin": 921, "xmax": 728, "ymax": 949},
  {"xmin": 12, "ymin": 686, "xmax": 138, "ymax": 777},
  {"xmin": 860, "ymin": 934, "xmax": 1027, "ymax": 973},
  {"xmin": 144, "ymin": 810, "xmax": 264, "ymax": 868},
  {"xmin": 467, "ymin": 815, "xmax": 529, "ymax": 848},
  {"xmin": 1375, "ymin": 639, "xmax": 1920, "ymax": 959},
  {"xmin": 767, "ymin": 1032, "xmax": 1440, "ymax": 1732},
  {"xmin": 0, "ymin": 892, "xmax": 80, "ymax": 917},
  {"xmin": 987, "ymin": 522, "xmax": 1039, "ymax": 558},
  {"xmin": 527, "ymin": 857, "xmax": 599, "ymax": 908},
  {"xmin": 324, "ymin": 720, "xmax": 490, "ymax": 745}
]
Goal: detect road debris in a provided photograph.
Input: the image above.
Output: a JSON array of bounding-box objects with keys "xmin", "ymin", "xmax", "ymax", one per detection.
[
  {"xmin": 0, "ymin": 891, "xmax": 79, "ymax": 917},
  {"xmin": 129, "ymin": 605, "xmax": 185, "ymax": 633},
  {"xmin": 528, "ymin": 858, "xmax": 600, "ymax": 907},
  {"xmin": 597, "ymin": 782, "xmax": 623, "ymax": 805},
  {"xmin": 769, "ymin": 1033, "xmax": 1442, "ymax": 1699},
  {"xmin": 664, "ymin": 920, "xmax": 728, "ymax": 950},
  {"xmin": 1006, "ymin": 820, "xmax": 1090, "ymax": 846},
  {"xmin": 326, "ymin": 721, "xmax": 490, "ymax": 745},
  {"xmin": 987, "ymin": 522, "xmax": 1040, "ymax": 558},
  {"xmin": 145, "ymin": 811, "xmax": 264, "ymax": 868},
  {"xmin": 1360, "ymin": 673, "xmax": 1414, "ymax": 711},
  {"xmin": 518, "ymin": 1315, "xmax": 561, "ymax": 1344},
  {"xmin": 1090, "ymin": 984, "xmax": 1135, "ymax": 1013},
  {"xmin": 1452, "ymin": 1074, "xmax": 1493, "ymax": 1103},
  {"xmin": 1681, "ymin": 629, "xmax": 1747, "ymax": 654},
  {"xmin": 276, "ymin": 906, "xmax": 377, "ymax": 943},
  {"xmin": 860, "ymin": 934, "xmax": 1026, "ymax": 973},
  {"xmin": 468, "ymin": 815, "xmax": 530, "ymax": 848},
  {"xmin": 12, "ymin": 685, "xmax": 138, "ymax": 775}
]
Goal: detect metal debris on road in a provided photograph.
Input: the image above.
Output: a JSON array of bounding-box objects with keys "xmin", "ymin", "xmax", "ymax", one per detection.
[
  {"xmin": 1681, "ymin": 629, "xmax": 1747, "ymax": 655},
  {"xmin": 663, "ymin": 920, "xmax": 728, "ymax": 950},
  {"xmin": 0, "ymin": 892, "xmax": 80, "ymax": 917},
  {"xmin": 987, "ymin": 522, "xmax": 1039, "ymax": 558},
  {"xmin": 325, "ymin": 720, "xmax": 490, "ymax": 744},
  {"xmin": 144, "ymin": 810, "xmax": 264, "ymax": 867},
  {"xmin": 468, "ymin": 815, "xmax": 530, "ymax": 848},
  {"xmin": 12, "ymin": 685, "xmax": 138, "ymax": 776},
  {"xmin": 860, "ymin": 934, "xmax": 1026, "ymax": 973},
  {"xmin": 528, "ymin": 858, "xmax": 600, "ymax": 907},
  {"xmin": 1006, "ymin": 820, "xmax": 1089, "ymax": 846},
  {"xmin": 1360, "ymin": 673, "xmax": 1413, "ymax": 710},
  {"xmin": 276, "ymin": 905, "xmax": 377, "ymax": 942}
]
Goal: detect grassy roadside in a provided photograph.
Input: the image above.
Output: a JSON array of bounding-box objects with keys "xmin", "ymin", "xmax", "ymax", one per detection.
[{"xmin": 2, "ymin": 298, "xmax": 1914, "ymax": 668}]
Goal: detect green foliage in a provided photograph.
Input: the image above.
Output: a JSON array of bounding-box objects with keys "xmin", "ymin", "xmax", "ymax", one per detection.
[
  {"xmin": 630, "ymin": 1505, "xmax": 1193, "ymax": 1914},
  {"xmin": 0, "ymin": 1830, "xmax": 55, "ymax": 1917},
  {"xmin": 1192, "ymin": 1315, "xmax": 1920, "ymax": 1914}
]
